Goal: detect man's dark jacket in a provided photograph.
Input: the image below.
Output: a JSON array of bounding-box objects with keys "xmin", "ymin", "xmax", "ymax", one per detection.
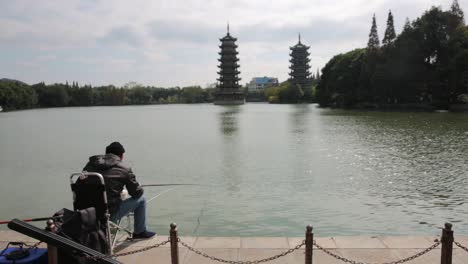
[{"xmin": 83, "ymin": 153, "xmax": 144, "ymax": 215}]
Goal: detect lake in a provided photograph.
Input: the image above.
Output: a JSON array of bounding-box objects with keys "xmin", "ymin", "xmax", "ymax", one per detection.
[{"xmin": 0, "ymin": 104, "xmax": 467, "ymax": 237}]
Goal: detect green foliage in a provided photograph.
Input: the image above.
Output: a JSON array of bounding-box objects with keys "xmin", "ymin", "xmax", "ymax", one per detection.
[
  {"xmin": 0, "ymin": 79, "xmax": 215, "ymax": 111},
  {"xmin": 264, "ymin": 81, "xmax": 305, "ymax": 103},
  {"xmin": 0, "ymin": 80, "xmax": 38, "ymax": 110},
  {"xmin": 264, "ymin": 86, "xmax": 280, "ymax": 103},
  {"xmin": 245, "ymin": 90, "xmax": 267, "ymax": 102},
  {"xmin": 403, "ymin": 18, "xmax": 412, "ymax": 33},
  {"xmin": 367, "ymin": 14, "xmax": 380, "ymax": 51},
  {"xmin": 34, "ymin": 83, "xmax": 70, "ymax": 107},
  {"xmin": 383, "ymin": 10, "xmax": 396, "ymax": 46},
  {"xmin": 180, "ymin": 86, "xmax": 206, "ymax": 103},
  {"xmin": 127, "ymin": 86, "xmax": 152, "ymax": 105},
  {"xmin": 450, "ymin": 0, "xmax": 464, "ymax": 24},
  {"xmin": 317, "ymin": 5, "xmax": 468, "ymax": 110},
  {"xmin": 458, "ymin": 94, "xmax": 468, "ymax": 103},
  {"xmin": 316, "ymin": 49, "xmax": 366, "ymax": 107}
]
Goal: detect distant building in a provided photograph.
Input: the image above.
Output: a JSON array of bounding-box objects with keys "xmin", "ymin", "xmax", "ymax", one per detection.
[{"xmin": 247, "ymin": 77, "xmax": 279, "ymax": 92}]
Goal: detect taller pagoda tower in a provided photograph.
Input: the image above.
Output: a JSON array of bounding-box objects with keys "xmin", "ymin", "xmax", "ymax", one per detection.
[
  {"xmin": 214, "ymin": 25, "xmax": 244, "ymax": 105},
  {"xmin": 289, "ymin": 34, "xmax": 311, "ymax": 89}
]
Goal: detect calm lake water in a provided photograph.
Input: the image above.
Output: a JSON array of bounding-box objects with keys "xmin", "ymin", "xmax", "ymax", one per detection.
[{"xmin": 0, "ymin": 104, "xmax": 467, "ymax": 237}]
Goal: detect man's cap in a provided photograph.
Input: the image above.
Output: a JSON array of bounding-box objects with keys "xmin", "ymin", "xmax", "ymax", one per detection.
[{"xmin": 106, "ymin": 142, "xmax": 125, "ymax": 156}]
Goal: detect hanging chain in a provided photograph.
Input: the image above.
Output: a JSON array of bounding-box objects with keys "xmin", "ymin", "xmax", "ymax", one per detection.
[
  {"xmin": 179, "ymin": 237, "xmax": 305, "ymax": 264},
  {"xmin": 85, "ymin": 238, "xmax": 170, "ymax": 261},
  {"xmin": 313, "ymin": 240, "xmax": 440, "ymax": 264},
  {"xmin": 29, "ymin": 241, "xmax": 43, "ymax": 249},
  {"xmin": 454, "ymin": 241, "xmax": 468, "ymax": 253}
]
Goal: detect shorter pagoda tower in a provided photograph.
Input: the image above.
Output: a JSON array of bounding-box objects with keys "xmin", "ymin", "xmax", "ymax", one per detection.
[
  {"xmin": 214, "ymin": 25, "xmax": 245, "ymax": 105},
  {"xmin": 289, "ymin": 34, "xmax": 311, "ymax": 89}
]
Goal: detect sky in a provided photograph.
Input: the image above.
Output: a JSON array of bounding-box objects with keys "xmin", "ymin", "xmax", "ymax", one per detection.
[{"xmin": 1, "ymin": 0, "xmax": 466, "ymax": 87}]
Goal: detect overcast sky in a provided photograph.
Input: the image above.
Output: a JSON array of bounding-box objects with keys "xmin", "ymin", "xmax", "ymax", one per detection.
[{"xmin": 1, "ymin": 0, "xmax": 466, "ymax": 87}]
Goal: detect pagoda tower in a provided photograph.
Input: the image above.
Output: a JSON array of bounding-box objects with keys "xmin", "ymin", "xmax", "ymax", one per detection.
[
  {"xmin": 289, "ymin": 34, "xmax": 311, "ymax": 89},
  {"xmin": 214, "ymin": 24, "xmax": 244, "ymax": 105}
]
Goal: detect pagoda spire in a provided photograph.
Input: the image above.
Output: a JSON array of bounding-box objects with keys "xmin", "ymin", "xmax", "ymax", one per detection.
[
  {"xmin": 289, "ymin": 35, "xmax": 311, "ymax": 90},
  {"xmin": 214, "ymin": 25, "xmax": 244, "ymax": 105}
]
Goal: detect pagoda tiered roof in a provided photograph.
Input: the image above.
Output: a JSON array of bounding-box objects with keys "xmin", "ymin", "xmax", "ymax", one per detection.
[
  {"xmin": 218, "ymin": 57, "xmax": 240, "ymax": 62},
  {"xmin": 218, "ymin": 70, "xmax": 241, "ymax": 75},
  {"xmin": 219, "ymin": 43, "xmax": 238, "ymax": 48},
  {"xmin": 290, "ymin": 43, "xmax": 310, "ymax": 50},
  {"xmin": 214, "ymin": 25, "xmax": 245, "ymax": 104},
  {"xmin": 289, "ymin": 33, "xmax": 312, "ymax": 88},
  {"xmin": 290, "ymin": 57, "xmax": 311, "ymax": 63},
  {"xmin": 218, "ymin": 50, "xmax": 239, "ymax": 55},
  {"xmin": 220, "ymin": 33, "xmax": 237, "ymax": 42}
]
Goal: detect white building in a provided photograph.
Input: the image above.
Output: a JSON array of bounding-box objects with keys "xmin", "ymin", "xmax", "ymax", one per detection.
[{"xmin": 247, "ymin": 77, "xmax": 279, "ymax": 92}]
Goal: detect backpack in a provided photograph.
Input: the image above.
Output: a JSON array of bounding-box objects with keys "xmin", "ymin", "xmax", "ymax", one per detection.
[{"xmin": 53, "ymin": 208, "xmax": 109, "ymax": 263}]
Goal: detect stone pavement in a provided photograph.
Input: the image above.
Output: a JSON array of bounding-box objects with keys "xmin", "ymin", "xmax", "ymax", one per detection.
[{"xmin": 1, "ymin": 231, "xmax": 468, "ymax": 263}]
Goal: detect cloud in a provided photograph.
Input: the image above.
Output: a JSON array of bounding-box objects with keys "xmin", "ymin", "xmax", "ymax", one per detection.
[
  {"xmin": 99, "ymin": 26, "xmax": 144, "ymax": 48},
  {"xmin": 147, "ymin": 19, "xmax": 220, "ymax": 44},
  {"xmin": 0, "ymin": 0, "xmax": 466, "ymax": 86}
]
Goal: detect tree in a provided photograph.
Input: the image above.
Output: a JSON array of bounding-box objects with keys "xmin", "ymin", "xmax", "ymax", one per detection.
[
  {"xmin": 0, "ymin": 80, "xmax": 38, "ymax": 110},
  {"xmin": 180, "ymin": 86, "xmax": 205, "ymax": 103},
  {"xmin": 383, "ymin": 10, "xmax": 397, "ymax": 46},
  {"xmin": 367, "ymin": 14, "xmax": 380, "ymax": 51},
  {"xmin": 35, "ymin": 84, "xmax": 70, "ymax": 107},
  {"xmin": 403, "ymin": 18, "xmax": 412, "ymax": 33},
  {"xmin": 316, "ymin": 49, "xmax": 366, "ymax": 107},
  {"xmin": 450, "ymin": 0, "xmax": 465, "ymax": 24},
  {"xmin": 127, "ymin": 86, "xmax": 152, "ymax": 105}
]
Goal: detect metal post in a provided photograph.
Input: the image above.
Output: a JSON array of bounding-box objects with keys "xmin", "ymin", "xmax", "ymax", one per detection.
[
  {"xmin": 170, "ymin": 223, "xmax": 179, "ymax": 264},
  {"xmin": 441, "ymin": 222, "xmax": 453, "ymax": 264},
  {"xmin": 305, "ymin": 225, "xmax": 313, "ymax": 264},
  {"xmin": 46, "ymin": 219, "xmax": 58, "ymax": 264}
]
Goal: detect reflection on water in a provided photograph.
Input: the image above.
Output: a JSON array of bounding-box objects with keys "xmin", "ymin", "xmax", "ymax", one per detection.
[
  {"xmin": 289, "ymin": 104, "xmax": 311, "ymax": 135},
  {"xmin": 288, "ymin": 104, "xmax": 312, "ymax": 186},
  {"xmin": 219, "ymin": 106, "xmax": 240, "ymax": 135},
  {"xmin": 317, "ymin": 110, "xmax": 468, "ymax": 230},
  {"xmin": 218, "ymin": 106, "xmax": 241, "ymax": 193},
  {"xmin": 1, "ymin": 104, "xmax": 468, "ymax": 236}
]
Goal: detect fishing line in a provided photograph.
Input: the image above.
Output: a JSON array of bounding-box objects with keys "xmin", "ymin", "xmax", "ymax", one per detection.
[
  {"xmin": 191, "ymin": 184, "xmax": 214, "ymax": 236},
  {"xmin": 147, "ymin": 187, "xmax": 178, "ymax": 203},
  {"xmin": 142, "ymin": 183, "xmax": 214, "ymax": 236}
]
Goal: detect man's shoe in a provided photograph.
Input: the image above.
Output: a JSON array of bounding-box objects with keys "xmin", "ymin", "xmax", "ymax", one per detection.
[{"xmin": 132, "ymin": 230, "xmax": 156, "ymax": 239}]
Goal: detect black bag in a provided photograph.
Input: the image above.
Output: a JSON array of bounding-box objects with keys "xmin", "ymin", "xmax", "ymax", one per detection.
[{"xmin": 53, "ymin": 208, "xmax": 108, "ymax": 264}]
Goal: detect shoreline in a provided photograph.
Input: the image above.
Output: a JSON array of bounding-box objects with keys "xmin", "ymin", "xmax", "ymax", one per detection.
[
  {"xmin": 2, "ymin": 231, "xmax": 467, "ymax": 263},
  {"xmin": 2, "ymin": 102, "xmax": 468, "ymax": 114}
]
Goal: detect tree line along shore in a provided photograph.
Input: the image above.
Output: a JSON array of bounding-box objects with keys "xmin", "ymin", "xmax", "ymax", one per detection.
[
  {"xmin": 0, "ymin": 80, "xmax": 218, "ymax": 111},
  {"xmin": 1, "ymin": 1, "xmax": 468, "ymax": 112},
  {"xmin": 316, "ymin": 1, "xmax": 468, "ymax": 111}
]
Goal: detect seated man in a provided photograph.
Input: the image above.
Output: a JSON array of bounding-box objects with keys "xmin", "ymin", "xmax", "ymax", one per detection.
[{"xmin": 83, "ymin": 141, "xmax": 156, "ymax": 239}]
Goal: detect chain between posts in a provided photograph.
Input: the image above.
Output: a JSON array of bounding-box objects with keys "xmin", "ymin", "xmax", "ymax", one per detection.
[
  {"xmin": 20, "ymin": 241, "xmax": 42, "ymax": 249},
  {"xmin": 78, "ymin": 223, "xmax": 463, "ymax": 264},
  {"xmin": 85, "ymin": 239, "xmax": 170, "ymax": 261},
  {"xmin": 313, "ymin": 240, "xmax": 441, "ymax": 264},
  {"xmin": 454, "ymin": 241, "xmax": 468, "ymax": 253},
  {"xmin": 178, "ymin": 237, "xmax": 305, "ymax": 264}
]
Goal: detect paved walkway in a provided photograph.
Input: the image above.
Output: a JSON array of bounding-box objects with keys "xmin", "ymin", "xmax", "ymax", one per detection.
[{"xmin": 1, "ymin": 231, "xmax": 468, "ymax": 263}]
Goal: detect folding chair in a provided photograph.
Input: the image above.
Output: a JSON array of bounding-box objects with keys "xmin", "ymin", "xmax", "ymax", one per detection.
[{"xmin": 70, "ymin": 172, "xmax": 134, "ymax": 255}]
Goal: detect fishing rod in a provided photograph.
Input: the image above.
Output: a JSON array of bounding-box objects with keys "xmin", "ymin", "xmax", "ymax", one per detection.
[
  {"xmin": 1, "ymin": 184, "xmax": 207, "ymax": 224},
  {"xmin": 0, "ymin": 216, "xmax": 61, "ymax": 225},
  {"xmin": 141, "ymin": 183, "xmax": 213, "ymax": 187}
]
